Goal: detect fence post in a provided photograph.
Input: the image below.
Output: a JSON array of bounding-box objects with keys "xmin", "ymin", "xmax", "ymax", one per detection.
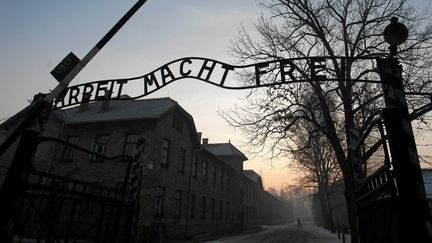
[{"xmin": 377, "ymin": 56, "xmax": 432, "ymax": 242}]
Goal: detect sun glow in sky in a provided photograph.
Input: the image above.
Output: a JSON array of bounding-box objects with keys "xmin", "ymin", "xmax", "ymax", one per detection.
[{"xmin": 0, "ymin": 0, "xmax": 431, "ymax": 192}]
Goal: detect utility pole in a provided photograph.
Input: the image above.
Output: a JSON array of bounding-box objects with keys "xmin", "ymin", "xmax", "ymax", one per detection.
[
  {"xmin": 0, "ymin": 1, "xmax": 148, "ymax": 241},
  {"xmin": 378, "ymin": 17, "xmax": 432, "ymax": 242}
]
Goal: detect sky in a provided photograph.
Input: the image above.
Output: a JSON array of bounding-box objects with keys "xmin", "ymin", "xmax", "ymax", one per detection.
[{"xmin": 0, "ymin": 0, "xmax": 431, "ymax": 192}]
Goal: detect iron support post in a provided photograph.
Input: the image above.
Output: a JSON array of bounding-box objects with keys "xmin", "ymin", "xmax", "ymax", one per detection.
[
  {"xmin": 377, "ymin": 57, "xmax": 432, "ymax": 242},
  {"xmin": 0, "ymin": 129, "xmax": 40, "ymax": 242}
]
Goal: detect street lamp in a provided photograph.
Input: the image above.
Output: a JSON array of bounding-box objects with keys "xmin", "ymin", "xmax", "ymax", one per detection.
[{"xmin": 383, "ymin": 17, "xmax": 409, "ymax": 56}]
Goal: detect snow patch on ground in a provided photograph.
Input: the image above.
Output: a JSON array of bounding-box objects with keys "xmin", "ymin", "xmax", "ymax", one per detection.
[
  {"xmin": 204, "ymin": 222, "xmax": 350, "ymax": 243},
  {"xmin": 305, "ymin": 224, "xmax": 351, "ymax": 243}
]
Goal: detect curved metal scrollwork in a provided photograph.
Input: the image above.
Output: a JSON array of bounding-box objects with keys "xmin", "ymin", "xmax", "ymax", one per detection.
[{"xmin": 52, "ymin": 56, "xmax": 381, "ymax": 109}]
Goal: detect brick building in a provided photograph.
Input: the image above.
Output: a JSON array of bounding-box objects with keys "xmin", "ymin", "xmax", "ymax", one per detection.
[
  {"xmin": 242, "ymin": 170, "xmax": 263, "ymax": 229},
  {"xmin": 0, "ymin": 97, "xmax": 292, "ymax": 242}
]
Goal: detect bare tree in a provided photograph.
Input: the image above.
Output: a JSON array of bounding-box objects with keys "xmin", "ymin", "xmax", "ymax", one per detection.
[
  {"xmin": 278, "ymin": 89, "xmax": 342, "ymax": 230},
  {"xmin": 292, "ymin": 129, "xmax": 342, "ymax": 231},
  {"xmin": 222, "ymin": 1, "xmax": 432, "ymax": 242}
]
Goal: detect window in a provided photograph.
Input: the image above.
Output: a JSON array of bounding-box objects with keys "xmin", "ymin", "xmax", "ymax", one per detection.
[
  {"xmin": 200, "ymin": 196, "xmax": 206, "ymax": 219},
  {"xmin": 123, "ymin": 134, "xmax": 141, "ymax": 157},
  {"xmin": 89, "ymin": 135, "xmax": 108, "ymax": 161},
  {"xmin": 192, "ymin": 157, "xmax": 198, "ymax": 179},
  {"xmin": 226, "ymin": 201, "xmax": 230, "ymax": 219},
  {"xmin": 212, "ymin": 166, "xmax": 217, "ymax": 186},
  {"xmin": 172, "ymin": 115, "xmax": 183, "ymax": 133},
  {"xmin": 160, "ymin": 139, "xmax": 170, "ymax": 167},
  {"xmin": 211, "ymin": 198, "xmax": 216, "ymax": 219},
  {"xmin": 61, "ymin": 136, "xmax": 79, "ymax": 162},
  {"xmin": 78, "ymin": 201, "xmax": 95, "ymax": 214},
  {"xmin": 219, "ymin": 200, "xmax": 223, "ymax": 219},
  {"xmin": 178, "ymin": 148, "xmax": 186, "ymax": 173},
  {"xmin": 116, "ymin": 182, "xmax": 125, "ymax": 191},
  {"xmin": 220, "ymin": 169, "xmax": 224, "ymax": 188},
  {"xmin": 155, "ymin": 186, "xmax": 165, "ymax": 217},
  {"xmin": 175, "ymin": 190, "xmax": 182, "ymax": 217},
  {"xmin": 202, "ymin": 161, "xmax": 208, "ymax": 182},
  {"xmin": 246, "ymin": 206, "xmax": 249, "ymax": 221},
  {"xmin": 190, "ymin": 193, "xmax": 196, "ymax": 219}
]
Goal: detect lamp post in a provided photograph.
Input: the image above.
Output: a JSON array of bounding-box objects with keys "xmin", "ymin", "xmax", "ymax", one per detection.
[{"xmin": 378, "ymin": 17, "xmax": 432, "ymax": 242}]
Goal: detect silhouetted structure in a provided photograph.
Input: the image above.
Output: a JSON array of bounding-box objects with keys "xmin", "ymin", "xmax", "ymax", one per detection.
[{"xmin": 0, "ymin": 97, "xmax": 292, "ymax": 242}]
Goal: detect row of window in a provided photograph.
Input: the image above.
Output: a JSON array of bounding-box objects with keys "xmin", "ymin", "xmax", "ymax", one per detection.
[
  {"xmin": 244, "ymin": 205, "xmax": 260, "ymax": 221},
  {"xmin": 154, "ymin": 186, "xmax": 231, "ymax": 220},
  {"xmin": 62, "ymin": 134, "xmax": 142, "ymax": 162},
  {"xmin": 161, "ymin": 139, "xmax": 233, "ymax": 190},
  {"xmin": 160, "ymin": 138, "xmax": 187, "ymax": 173},
  {"xmin": 243, "ymin": 182, "xmax": 258, "ymax": 200},
  {"xmin": 191, "ymin": 159, "xmax": 231, "ymax": 190},
  {"xmin": 62, "ymin": 135, "xmax": 187, "ymax": 174},
  {"xmin": 172, "ymin": 115, "xmax": 183, "ymax": 133},
  {"xmin": 62, "ymin": 134, "xmax": 231, "ymax": 192},
  {"xmin": 61, "ymin": 113, "xmax": 184, "ymax": 163}
]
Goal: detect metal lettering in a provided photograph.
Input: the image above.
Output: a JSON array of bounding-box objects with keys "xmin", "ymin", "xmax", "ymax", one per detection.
[
  {"xmin": 197, "ymin": 60, "xmax": 216, "ymax": 81},
  {"xmin": 116, "ymin": 80, "xmax": 128, "ymax": 98},
  {"xmin": 50, "ymin": 56, "xmax": 379, "ymax": 110},
  {"xmin": 68, "ymin": 87, "xmax": 80, "ymax": 105},
  {"xmin": 95, "ymin": 81, "xmax": 111, "ymax": 100},
  {"xmin": 180, "ymin": 59, "xmax": 192, "ymax": 77},
  {"xmin": 220, "ymin": 64, "xmax": 234, "ymax": 86},
  {"xmin": 160, "ymin": 65, "xmax": 175, "ymax": 84},
  {"xmin": 144, "ymin": 72, "xmax": 159, "ymax": 94},
  {"xmin": 310, "ymin": 57, "xmax": 327, "ymax": 80},
  {"xmin": 280, "ymin": 60, "xmax": 296, "ymax": 83},
  {"xmin": 82, "ymin": 84, "xmax": 94, "ymax": 101},
  {"xmin": 255, "ymin": 62, "xmax": 269, "ymax": 86}
]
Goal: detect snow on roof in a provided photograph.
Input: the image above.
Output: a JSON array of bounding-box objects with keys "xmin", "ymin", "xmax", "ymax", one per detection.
[
  {"xmin": 243, "ymin": 169, "xmax": 263, "ymax": 189},
  {"xmin": 243, "ymin": 170, "xmax": 260, "ymax": 183},
  {"xmin": 203, "ymin": 143, "xmax": 248, "ymax": 161},
  {"xmin": 64, "ymin": 97, "xmax": 178, "ymax": 124}
]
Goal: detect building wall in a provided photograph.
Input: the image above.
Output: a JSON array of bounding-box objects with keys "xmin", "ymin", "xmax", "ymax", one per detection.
[
  {"xmin": 0, "ymin": 99, "xmax": 291, "ymax": 242},
  {"xmin": 47, "ymin": 108, "xmax": 199, "ymax": 241},
  {"xmin": 216, "ymin": 155, "xmax": 244, "ymax": 231},
  {"xmin": 242, "ymin": 174, "xmax": 261, "ymax": 229},
  {"xmin": 137, "ymin": 109, "xmax": 197, "ymax": 239},
  {"xmin": 261, "ymin": 191, "xmax": 291, "ymax": 226},
  {"xmin": 0, "ymin": 110, "xmax": 64, "ymax": 188},
  {"xmin": 186, "ymin": 149, "xmax": 235, "ymax": 236}
]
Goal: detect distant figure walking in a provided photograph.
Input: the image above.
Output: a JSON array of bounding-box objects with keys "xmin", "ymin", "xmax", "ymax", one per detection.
[{"xmin": 297, "ymin": 218, "xmax": 301, "ymax": 229}]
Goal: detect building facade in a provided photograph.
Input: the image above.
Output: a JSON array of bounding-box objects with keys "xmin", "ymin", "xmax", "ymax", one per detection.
[{"xmin": 0, "ymin": 97, "xmax": 292, "ymax": 242}]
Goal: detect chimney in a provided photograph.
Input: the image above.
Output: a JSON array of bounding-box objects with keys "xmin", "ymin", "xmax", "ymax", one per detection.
[
  {"xmin": 78, "ymin": 93, "xmax": 91, "ymax": 112},
  {"xmin": 197, "ymin": 132, "xmax": 202, "ymax": 145},
  {"xmin": 101, "ymin": 90, "xmax": 111, "ymax": 111},
  {"xmin": 202, "ymin": 138, "xmax": 209, "ymax": 145}
]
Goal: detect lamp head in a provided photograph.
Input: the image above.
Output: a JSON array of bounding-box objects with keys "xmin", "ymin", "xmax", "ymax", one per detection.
[{"xmin": 383, "ymin": 17, "xmax": 408, "ymax": 56}]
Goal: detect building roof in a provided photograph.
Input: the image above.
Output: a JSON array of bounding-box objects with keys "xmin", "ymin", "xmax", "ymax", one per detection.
[
  {"xmin": 243, "ymin": 169, "xmax": 264, "ymax": 189},
  {"xmin": 62, "ymin": 97, "xmax": 199, "ymax": 147},
  {"xmin": 203, "ymin": 143, "xmax": 248, "ymax": 161},
  {"xmin": 63, "ymin": 97, "xmax": 179, "ymax": 124}
]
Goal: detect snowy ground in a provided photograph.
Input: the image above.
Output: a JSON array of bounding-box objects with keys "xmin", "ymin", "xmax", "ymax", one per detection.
[{"xmin": 204, "ymin": 222, "xmax": 350, "ymax": 243}]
